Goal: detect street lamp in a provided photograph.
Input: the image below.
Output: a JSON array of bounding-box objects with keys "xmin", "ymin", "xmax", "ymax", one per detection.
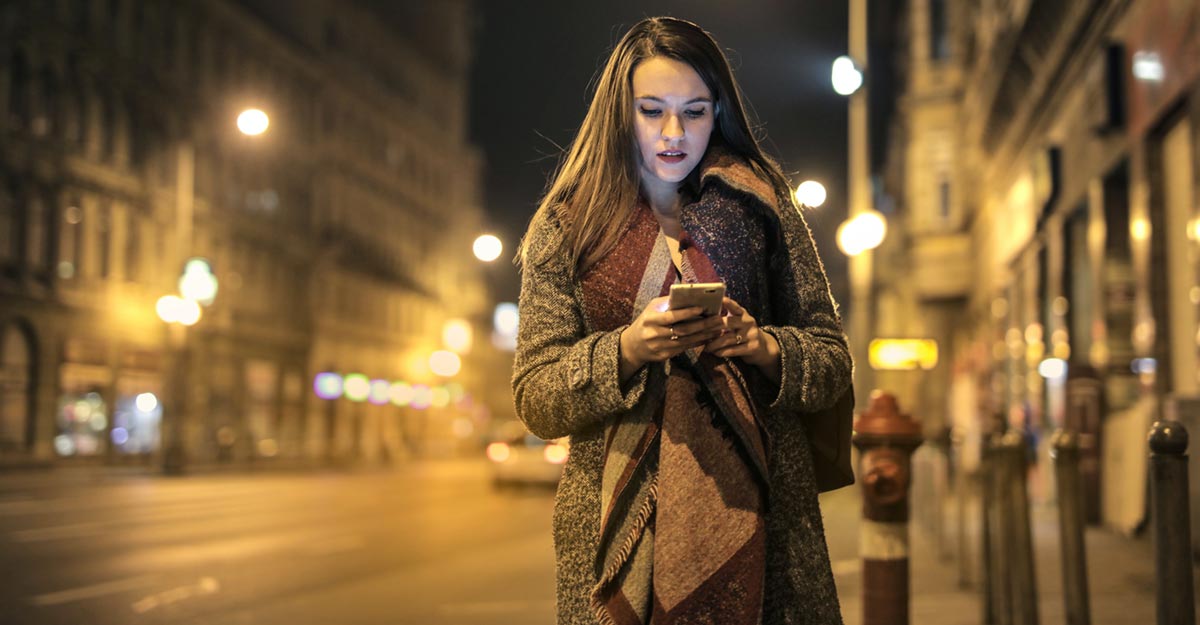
[
  {"xmin": 794, "ymin": 180, "xmax": 827, "ymax": 208},
  {"xmin": 831, "ymin": 55, "xmax": 865, "ymax": 96},
  {"xmin": 473, "ymin": 234, "xmax": 502, "ymax": 262},
  {"xmin": 159, "ymin": 106, "xmax": 266, "ymax": 474},
  {"xmin": 836, "ymin": 210, "xmax": 888, "ymax": 257},
  {"xmin": 158, "ymin": 257, "xmax": 217, "ymax": 474},
  {"xmin": 236, "ymin": 108, "xmax": 270, "ymax": 136}
]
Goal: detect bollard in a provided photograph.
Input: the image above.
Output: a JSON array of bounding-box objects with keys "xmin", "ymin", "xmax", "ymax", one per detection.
[
  {"xmin": 1002, "ymin": 430, "xmax": 1039, "ymax": 625},
  {"xmin": 853, "ymin": 392, "xmax": 923, "ymax": 625},
  {"xmin": 1148, "ymin": 420, "xmax": 1196, "ymax": 625},
  {"xmin": 980, "ymin": 438, "xmax": 994, "ymax": 624},
  {"xmin": 1051, "ymin": 430, "xmax": 1090, "ymax": 625},
  {"xmin": 987, "ymin": 434, "xmax": 1014, "ymax": 625}
]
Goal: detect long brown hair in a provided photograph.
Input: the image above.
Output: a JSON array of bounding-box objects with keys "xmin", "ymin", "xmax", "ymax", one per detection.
[{"xmin": 519, "ymin": 17, "xmax": 796, "ymax": 274}]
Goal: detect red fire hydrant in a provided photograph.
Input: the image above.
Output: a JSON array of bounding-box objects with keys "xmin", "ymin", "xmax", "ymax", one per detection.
[{"xmin": 852, "ymin": 391, "xmax": 924, "ymax": 625}]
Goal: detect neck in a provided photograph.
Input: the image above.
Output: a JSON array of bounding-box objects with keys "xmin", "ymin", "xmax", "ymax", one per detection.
[{"xmin": 642, "ymin": 181, "xmax": 681, "ymax": 219}]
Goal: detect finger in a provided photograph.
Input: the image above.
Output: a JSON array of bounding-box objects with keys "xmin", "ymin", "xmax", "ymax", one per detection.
[
  {"xmin": 673, "ymin": 315, "xmax": 724, "ymax": 336},
  {"xmin": 661, "ymin": 306, "xmax": 706, "ymax": 325},
  {"xmin": 723, "ymin": 297, "xmax": 745, "ymax": 315}
]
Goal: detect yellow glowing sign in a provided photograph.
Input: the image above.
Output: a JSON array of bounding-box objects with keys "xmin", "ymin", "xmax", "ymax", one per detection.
[{"xmin": 868, "ymin": 339, "xmax": 939, "ymax": 371}]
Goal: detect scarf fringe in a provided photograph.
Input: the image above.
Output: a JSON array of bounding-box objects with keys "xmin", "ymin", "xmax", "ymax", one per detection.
[{"xmin": 590, "ymin": 475, "xmax": 659, "ymax": 625}]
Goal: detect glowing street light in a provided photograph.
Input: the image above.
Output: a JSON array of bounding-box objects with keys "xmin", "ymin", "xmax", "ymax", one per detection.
[
  {"xmin": 794, "ymin": 180, "xmax": 827, "ymax": 208},
  {"xmin": 831, "ymin": 55, "xmax": 864, "ymax": 96},
  {"xmin": 442, "ymin": 319, "xmax": 473, "ymax": 353},
  {"xmin": 430, "ymin": 350, "xmax": 462, "ymax": 377},
  {"xmin": 836, "ymin": 210, "xmax": 887, "ymax": 257},
  {"xmin": 156, "ymin": 295, "xmax": 202, "ymax": 326},
  {"xmin": 178, "ymin": 258, "xmax": 218, "ymax": 306},
  {"xmin": 473, "ymin": 234, "xmax": 502, "ymax": 262},
  {"xmin": 237, "ymin": 108, "xmax": 270, "ymax": 136}
]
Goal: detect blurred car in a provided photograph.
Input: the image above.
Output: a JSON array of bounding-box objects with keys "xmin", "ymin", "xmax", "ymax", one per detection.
[{"xmin": 485, "ymin": 423, "xmax": 568, "ymax": 488}]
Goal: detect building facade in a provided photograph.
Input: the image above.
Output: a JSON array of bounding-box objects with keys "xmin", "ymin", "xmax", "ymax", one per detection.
[
  {"xmin": 879, "ymin": 0, "xmax": 1199, "ymax": 528},
  {"xmin": 0, "ymin": 0, "xmax": 495, "ymax": 469}
]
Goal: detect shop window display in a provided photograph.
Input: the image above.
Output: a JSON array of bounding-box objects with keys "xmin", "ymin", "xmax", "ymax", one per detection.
[{"xmin": 55, "ymin": 391, "xmax": 107, "ymax": 456}]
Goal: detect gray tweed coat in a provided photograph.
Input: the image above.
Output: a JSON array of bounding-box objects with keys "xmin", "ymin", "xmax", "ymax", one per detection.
[{"xmin": 513, "ymin": 156, "xmax": 852, "ymax": 625}]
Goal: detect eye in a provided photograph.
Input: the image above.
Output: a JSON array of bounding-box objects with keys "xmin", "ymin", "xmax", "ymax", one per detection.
[
  {"xmin": 683, "ymin": 108, "xmax": 707, "ymax": 119},
  {"xmin": 638, "ymin": 106, "xmax": 662, "ymax": 117}
]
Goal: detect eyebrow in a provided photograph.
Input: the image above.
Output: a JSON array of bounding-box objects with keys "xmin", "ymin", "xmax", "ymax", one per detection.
[{"xmin": 635, "ymin": 95, "xmax": 713, "ymax": 105}]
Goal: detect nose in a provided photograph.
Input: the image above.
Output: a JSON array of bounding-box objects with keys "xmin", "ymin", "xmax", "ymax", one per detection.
[{"xmin": 662, "ymin": 114, "xmax": 684, "ymax": 143}]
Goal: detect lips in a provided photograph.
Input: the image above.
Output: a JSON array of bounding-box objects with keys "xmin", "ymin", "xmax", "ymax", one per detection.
[{"xmin": 657, "ymin": 150, "xmax": 687, "ymax": 164}]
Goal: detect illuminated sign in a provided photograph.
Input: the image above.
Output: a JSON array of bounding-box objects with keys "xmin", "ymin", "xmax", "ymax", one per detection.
[{"xmin": 869, "ymin": 339, "xmax": 939, "ymax": 371}]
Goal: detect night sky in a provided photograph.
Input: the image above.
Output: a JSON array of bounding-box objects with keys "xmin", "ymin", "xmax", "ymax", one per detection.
[{"xmin": 468, "ymin": 1, "xmax": 852, "ymax": 304}]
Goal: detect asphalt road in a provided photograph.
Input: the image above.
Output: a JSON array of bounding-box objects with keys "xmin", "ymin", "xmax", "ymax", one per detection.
[
  {"xmin": 0, "ymin": 462, "xmax": 560, "ymax": 625},
  {"xmin": 0, "ymin": 460, "xmax": 902, "ymax": 625}
]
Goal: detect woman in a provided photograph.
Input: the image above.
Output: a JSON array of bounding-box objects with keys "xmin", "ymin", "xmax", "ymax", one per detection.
[{"xmin": 513, "ymin": 17, "xmax": 851, "ymax": 625}]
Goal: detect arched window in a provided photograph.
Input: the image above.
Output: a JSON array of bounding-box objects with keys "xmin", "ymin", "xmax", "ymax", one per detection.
[
  {"xmin": 0, "ymin": 183, "xmax": 14, "ymax": 266},
  {"xmin": 8, "ymin": 51, "xmax": 31, "ymax": 130},
  {"xmin": 99, "ymin": 93, "xmax": 116, "ymax": 161},
  {"xmin": 24, "ymin": 189, "xmax": 48, "ymax": 272},
  {"xmin": 0, "ymin": 323, "xmax": 35, "ymax": 452},
  {"xmin": 58, "ymin": 195, "xmax": 83, "ymax": 280},
  {"xmin": 34, "ymin": 67, "xmax": 60, "ymax": 138}
]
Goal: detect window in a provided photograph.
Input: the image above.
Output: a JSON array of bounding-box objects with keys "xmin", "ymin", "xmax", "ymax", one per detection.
[
  {"xmin": 97, "ymin": 201, "xmax": 112, "ymax": 279},
  {"xmin": 0, "ymin": 185, "xmax": 13, "ymax": 265},
  {"xmin": 939, "ymin": 180, "xmax": 951, "ymax": 221},
  {"xmin": 8, "ymin": 52, "xmax": 30, "ymax": 130},
  {"xmin": 125, "ymin": 208, "xmax": 140, "ymax": 282},
  {"xmin": 59, "ymin": 197, "xmax": 83, "ymax": 280},
  {"xmin": 25, "ymin": 192, "xmax": 48, "ymax": 272},
  {"xmin": 930, "ymin": 0, "xmax": 950, "ymax": 61}
]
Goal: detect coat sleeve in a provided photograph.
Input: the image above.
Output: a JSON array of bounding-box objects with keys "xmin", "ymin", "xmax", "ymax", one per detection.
[
  {"xmin": 511, "ymin": 210, "xmax": 654, "ymax": 440},
  {"xmin": 758, "ymin": 196, "xmax": 853, "ymax": 413}
]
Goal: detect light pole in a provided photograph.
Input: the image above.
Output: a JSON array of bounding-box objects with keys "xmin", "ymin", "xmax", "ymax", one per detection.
[
  {"xmin": 835, "ymin": 0, "xmax": 876, "ymax": 410},
  {"xmin": 159, "ymin": 108, "xmax": 266, "ymax": 474}
]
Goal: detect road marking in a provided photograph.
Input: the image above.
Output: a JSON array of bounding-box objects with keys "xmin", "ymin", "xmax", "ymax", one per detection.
[
  {"xmin": 131, "ymin": 577, "xmax": 220, "ymax": 614},
  {"xmin": 439, "ymin": 598, "xmax": 556, "ymax": 615},
  {"xmin": 31, "ymin": 575, "xmax": 156, "ymax": 607}
]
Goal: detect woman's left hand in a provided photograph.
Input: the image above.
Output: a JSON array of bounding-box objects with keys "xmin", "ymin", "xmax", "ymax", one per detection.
[{"xmin": 705, "ymin": 297, "xmax": 780, "ymax": 370}]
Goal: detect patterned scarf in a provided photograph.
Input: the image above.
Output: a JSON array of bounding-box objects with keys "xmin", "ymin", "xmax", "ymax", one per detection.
[{"xmin": 580, "ymin": 197, "xmax": 771, "ymax": 625}]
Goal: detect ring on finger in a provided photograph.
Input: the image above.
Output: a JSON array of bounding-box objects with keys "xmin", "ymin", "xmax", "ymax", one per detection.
[
  {"xmin": 670, "ymin": 327, "xmax": 679, "ymax": 341},
  {"xmin": 735, "ymin": 334, "xmax": 744, "ymax": 345}
]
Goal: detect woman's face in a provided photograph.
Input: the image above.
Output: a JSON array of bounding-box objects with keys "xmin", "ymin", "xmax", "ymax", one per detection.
[{"xmin": 631, "ymin": 56, "xmax": 715, "ymax": 194}]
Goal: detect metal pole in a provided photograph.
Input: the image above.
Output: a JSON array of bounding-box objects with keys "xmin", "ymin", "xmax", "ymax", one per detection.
[
  {"xmin": 1004, "ymin": 430, "xmax": 1039, "ymax": 625},
  {"xmin": 854, "ymin": 392, "xmax": 923, "ymax": 625},
  {"xmin": 1051, "ymin": 430, "xmax": 1090, "ymax": 625},
  {"xmin": 847, "ymin": 0, "xmax": 874, "ymax": 410},
  {"xmin": 1148, "ymin": 420, "xmax": 1195, "ymax": 625},
  {"xmin": 988, "ymin": 434, "xmax": 1013, "ymax": 625}
]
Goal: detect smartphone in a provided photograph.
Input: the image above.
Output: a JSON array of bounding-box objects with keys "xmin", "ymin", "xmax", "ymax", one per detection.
[{"xmin": 668, "ymin": 282, "xmax": 726, "ymax": 317}]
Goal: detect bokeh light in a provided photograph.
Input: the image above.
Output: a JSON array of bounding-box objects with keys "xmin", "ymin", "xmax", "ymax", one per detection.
[
  {"xmin": 389, "ymin": 381, "xmax": 413, "ymax": 406},
  {"xmin": 313, "ymin": 373, "xmax": 344, "ymax": 400},
  {"xmin": 429, "ymin": 350, "xmax": 462, "ymax": 377},
  {"xmin": 368, "ymin": 379, "xmax": 391, "ymax": 405},
  {"xmin": 237, "ymin": 108, "xmax": 270, "ymax": 135},
  {"xmin": 135, "ymin": 393, "xmax": 158, "ymax": 413},
  {"xmin": 473, "ymin": 234, "xmax": 502, "ymax": 262},
  {"xmin": 343, "ymin": 373, "xmax": 370, "ymax": 402},
  {"xmin": 794, "ymin": 180, "xmax": 827, "ymax": 208},
  {"xmin": 442, "ymin": 319, "xmax": 473, "ymax": 353}
]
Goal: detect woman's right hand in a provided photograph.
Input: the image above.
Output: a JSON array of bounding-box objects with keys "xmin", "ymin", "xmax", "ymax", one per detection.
[{"xmin": 618, "ymin": 296, "xmax": 725, "ymax": 379}]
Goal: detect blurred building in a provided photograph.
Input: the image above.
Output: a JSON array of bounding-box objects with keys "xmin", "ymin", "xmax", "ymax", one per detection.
[
  {"xmin": 875, "ymin": 0, "xmax": 1198, "ymax": 528},
  {"xmin": 0, "ymin": 0, "xmax": 500, "ymax": 469}
]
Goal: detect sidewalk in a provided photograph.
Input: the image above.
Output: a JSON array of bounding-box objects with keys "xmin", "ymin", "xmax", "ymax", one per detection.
[{"xmin": 828, "ymin": 482, "xmax": 1185, "ymax": 625}]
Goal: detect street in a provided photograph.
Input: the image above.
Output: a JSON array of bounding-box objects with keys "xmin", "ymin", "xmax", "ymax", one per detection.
[
  {"xmin": 0, "ymin": 460, "xmax": 1185, "ymax": 625},
  {"xmin": 0, "ymin": 463, "xmax": 560, "ymax": 625}
]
